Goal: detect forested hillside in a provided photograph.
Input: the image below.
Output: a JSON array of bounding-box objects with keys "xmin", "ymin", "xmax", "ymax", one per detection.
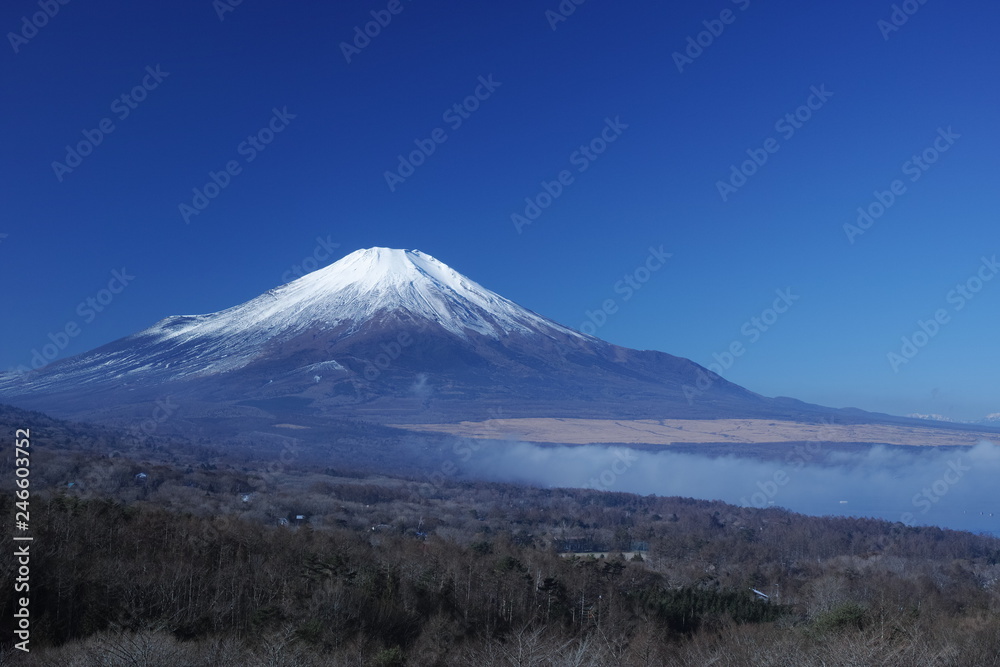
[{"xmin": 2, "ymin": 406, "xmax": 999, "ymax": 665}]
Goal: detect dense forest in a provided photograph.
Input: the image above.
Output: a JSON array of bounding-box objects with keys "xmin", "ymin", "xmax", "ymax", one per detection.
[{"xmin": 2, "ymin": 405, "xmax": 1000, "ymax": 665}]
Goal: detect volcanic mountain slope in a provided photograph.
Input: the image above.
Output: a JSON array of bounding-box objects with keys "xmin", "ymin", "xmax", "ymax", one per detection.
[{"xmin": 0, "ymin": 248, "xmax": 985, "ymax": 437}]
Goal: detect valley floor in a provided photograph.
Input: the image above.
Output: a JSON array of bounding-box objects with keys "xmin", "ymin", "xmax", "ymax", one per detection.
[
  {"xmin": 3, "ymin": 405, "xmax": 1000, "ymax": 665},
  {"xmin": 396, "ymin": 417, "xmax": 999, "ymax": 448}
]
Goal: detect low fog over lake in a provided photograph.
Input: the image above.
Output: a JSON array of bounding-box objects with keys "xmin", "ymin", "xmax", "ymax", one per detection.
[{"xmin": 461, "ymin": 439, "xmax": 1000, "ymax": 536}]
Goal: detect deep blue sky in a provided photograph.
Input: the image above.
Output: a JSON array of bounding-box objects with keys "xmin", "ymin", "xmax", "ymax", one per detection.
[{"xmin": 2, "ymin": 0, "xmax": 998, "ymax": 420}]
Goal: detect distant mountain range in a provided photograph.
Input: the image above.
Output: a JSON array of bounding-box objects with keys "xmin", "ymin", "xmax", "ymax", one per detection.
[
  {"xmin": 908, "ymin": 413, "xmax": 1000, "ymax": 426},
  {"xmin": 2, "ymin": 248, "xmax": 995, "ymax": 444}
]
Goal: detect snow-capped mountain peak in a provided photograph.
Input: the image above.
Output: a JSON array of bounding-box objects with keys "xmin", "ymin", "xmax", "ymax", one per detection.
[
  {"xmin": 161, "ymin": 246, "xmax": 586, "ymax": 343},
  {"xmin": 280, "ymin": 247, "xmax": 562, "ymax": 337},
  {"xmin": 907, "ymin": 413, "xmax": 954, "ymax": 423},
  {"xmin": 2, "ymin": 248, "xmax": 590, "ymax": 390},
  {"xmin": 298, "ymin": 247, "xmax": 459, "ymax": 292},
  {"xmin": 0, "ymin": 246, "xmax": 856, "ymax": 427}
]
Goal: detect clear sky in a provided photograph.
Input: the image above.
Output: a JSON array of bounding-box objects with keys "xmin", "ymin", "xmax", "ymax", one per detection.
[{"xmin": 2, "ymin": 0, "xmax": 998, "ymax": 421}]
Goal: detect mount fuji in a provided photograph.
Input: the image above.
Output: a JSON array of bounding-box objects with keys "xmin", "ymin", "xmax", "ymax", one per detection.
[{"xmin": 0, "ymin": 248, "xmax": 972, "ymax": 439}]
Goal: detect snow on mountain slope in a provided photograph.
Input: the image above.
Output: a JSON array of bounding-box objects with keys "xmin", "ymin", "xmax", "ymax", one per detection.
[
  {"xmin": 1, "ymin": 248, "xmax": 590, "ymax": 390},
  {"xmin": 5, "ymin": 247, "xmax": 957, "ymax": 429},
  {"xmin": 154, "ymin": 247, "xmax": 586, "ymax": 341},
  {"xmin": 142, "ymin": 247, "xmax": 588, "ymax": 368}
]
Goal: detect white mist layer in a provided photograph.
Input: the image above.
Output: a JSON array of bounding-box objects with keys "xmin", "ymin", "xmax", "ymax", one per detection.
[{"xmin": 459, "ymin": 439, "xmax": 1000, "ymax": 534}]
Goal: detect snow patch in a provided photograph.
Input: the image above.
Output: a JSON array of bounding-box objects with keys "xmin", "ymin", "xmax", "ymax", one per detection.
[{"xmin": 0, "ymin": 247, "xmax": 592, "ymax": 393}]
